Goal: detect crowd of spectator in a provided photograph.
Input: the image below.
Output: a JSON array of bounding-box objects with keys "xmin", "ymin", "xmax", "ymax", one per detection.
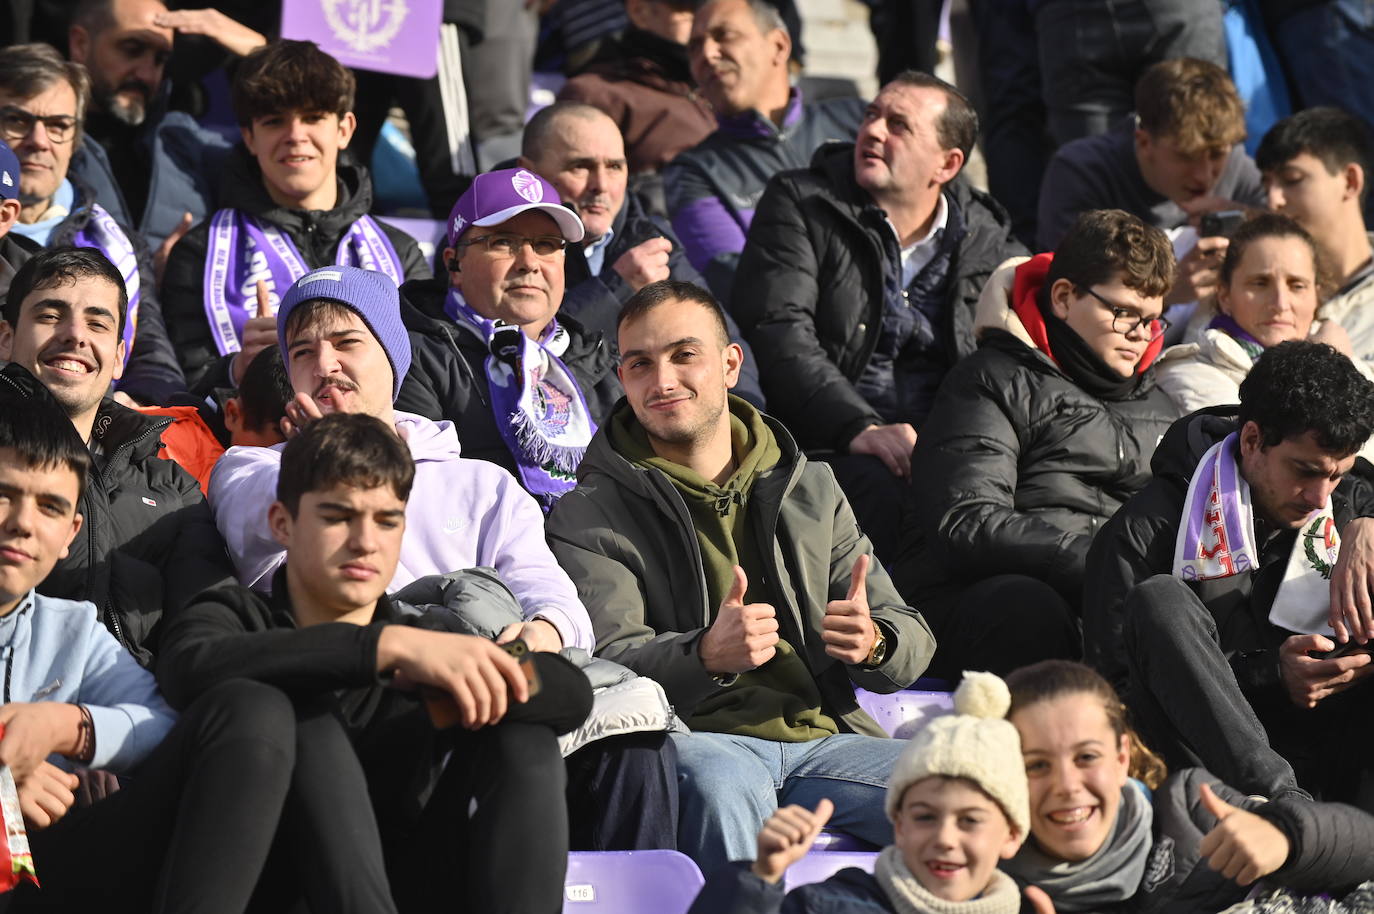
[{"xmin": 3, "ymin": 0, "xmax": 1374, "ymax": 911}]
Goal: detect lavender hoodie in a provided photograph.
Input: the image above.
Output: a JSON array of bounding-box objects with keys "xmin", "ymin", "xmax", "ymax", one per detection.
[{"xmin": 207, "ymin": 410, "xmax": 594, "ymax": 652}]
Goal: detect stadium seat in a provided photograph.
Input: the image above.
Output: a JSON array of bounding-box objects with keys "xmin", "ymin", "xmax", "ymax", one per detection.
[
  {"xmin": 782, "ymin": 851, "xmax": 879, "ymax": 892},
  {"xmin": 563, "ymin": 850, "xmax": 705, "ymax": 914},
  {"xmin": 854, "ymin": 686, "xmax": 954, "ymax": 740}
]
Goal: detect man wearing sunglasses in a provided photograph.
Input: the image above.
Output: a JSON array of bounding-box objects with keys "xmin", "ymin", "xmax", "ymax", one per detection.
[
  {"xmin": 894, "ymin": 208, "xmax": 1181, "ymax": 680},
  {"xmin": 0, "ymin": 42, "xmax": 183, "ymax": 406},
  {"xmin": 398, "ymin": 168, "xmax": 624, "ymax": 512}
]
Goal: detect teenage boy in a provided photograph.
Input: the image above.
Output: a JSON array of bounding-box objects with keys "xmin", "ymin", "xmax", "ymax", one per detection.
[
  {"xmin": 160, "ymin": 38, "xmax": 431, "ymax": 393},
  {"xmin": 0, "ymin": 395, "xmax": 302, "ymax": 912},
  {"xmin": 0, "ymin": 247, "xmax": 231, "ymax": 664},
  {"xmin": 160, "ymin": 412, "xmax": 586, "ymax": 913},
  {"xmin": 1257, "ymin": 107, "xmax": 1374, "ymax": 366}
]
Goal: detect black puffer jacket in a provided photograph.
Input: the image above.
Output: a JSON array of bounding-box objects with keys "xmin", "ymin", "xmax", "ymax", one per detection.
[
  {"xmin": 733, "ymin": 142, "xmax": 1026, "ymax": 451},
  {"xmin": 0, "ymin": 363, "xmax": 233, "ymax": 666},
  {"xmin": 395, "ymin": 276, "xmax": 622, "ymax": 476},
  {"xmin": 896, "ymin": 261, "xmax": 1178, "ymax": 605},
  {"xmin": 1083, "ymin": 407, "xmax": 1374, "ymax": 692},
  {"xmin": 160, "ymin": 146, "xmax": 431, "ymax": 392}
]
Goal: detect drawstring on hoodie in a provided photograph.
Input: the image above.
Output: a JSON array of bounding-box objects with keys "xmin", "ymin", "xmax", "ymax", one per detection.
[{"xmin": 710, "ymin": 488, "xmax": 746, "ymax": 518}]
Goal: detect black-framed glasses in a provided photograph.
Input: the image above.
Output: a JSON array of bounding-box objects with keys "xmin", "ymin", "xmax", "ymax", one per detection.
[
  {"xmin": 1080, "ymin": 286, "xmax": 1171, "ymax": 341},
  {"xmin": 453, "ymin": 233, "xmax": 566, "ymax": 260},
  {"xmin": 0, "ymin": 105, "xmax": 78, "ymax": 144}
]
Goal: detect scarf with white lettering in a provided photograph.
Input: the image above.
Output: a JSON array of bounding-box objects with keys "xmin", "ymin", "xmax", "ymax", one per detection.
[{"xmin": 202, "ymin": 208, "xmax": 403, "ymax": 355}]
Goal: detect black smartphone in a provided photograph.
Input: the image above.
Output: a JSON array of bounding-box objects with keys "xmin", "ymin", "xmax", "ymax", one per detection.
[
  {"xmin": 1200, "ymin": 210, "xmax": 1245, "ymax": 238},
  {"xmin": 1310, "ymin": 639, "xmax": 1371, "ymax": 661}
]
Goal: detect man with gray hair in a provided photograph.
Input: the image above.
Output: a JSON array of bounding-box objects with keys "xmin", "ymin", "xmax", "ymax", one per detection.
[
  {"xmin": 663, "ymin": 0, "xmax": 863, "ymax": 302},
  {"xmin": 0, "ymin": 42, "xmax": 183, "ymax": 404}
]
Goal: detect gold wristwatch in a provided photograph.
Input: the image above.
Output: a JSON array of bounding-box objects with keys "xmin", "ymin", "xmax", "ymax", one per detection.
[{"xmin": 864, "ymin": 623, "xmax": 888, "ymax": 668}]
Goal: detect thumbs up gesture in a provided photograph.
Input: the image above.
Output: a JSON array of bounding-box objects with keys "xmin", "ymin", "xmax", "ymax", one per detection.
[
  {"xmin": 822, "ymin": 554, "xmax": 878, "ymax": 665},
  {"xmin": 1197, "ymin": 782, "xmax": 1290, "ymax": 886},
  {"xmin": 698, "ymin": 566, "xmax": 780, "ymax": 675},
  {"xmin": 231, "ymin": 280, "xmax": 279, "ymax": 385},
  {"xmin": 1022, "ymin": 886, "xmax": 1058, "ymax": 914}
]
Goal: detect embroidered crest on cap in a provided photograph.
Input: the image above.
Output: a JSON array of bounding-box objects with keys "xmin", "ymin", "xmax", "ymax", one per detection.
[
  {"xmin": 511, "ymin": 170, "xmax": 544, "ymax": 203},
  {"xmin": 451, "ymin": 214, "xmax": 466, "ymax": 236},
  {"xmin": 1, "ymin": 171, "xmax": 11, "ymax": 187}
]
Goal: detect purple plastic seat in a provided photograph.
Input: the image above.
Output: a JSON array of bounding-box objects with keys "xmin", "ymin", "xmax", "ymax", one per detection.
[
  {"xmin": 810, "ymin": 829, "xmax": 880, "ymax": 852},
  {"xmin": 783, "ymin": 851, "xmax": 879, "ymax": 891},
  {"xmin": 562, "ymin": 850, "xmax": 705, "ymax": 914},
  {"xmin": 854, "ymin": 687, "xmax": 954, "ymax": 740}
]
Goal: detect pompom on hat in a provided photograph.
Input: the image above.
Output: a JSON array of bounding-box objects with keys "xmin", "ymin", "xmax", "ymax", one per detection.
[{"xmin": 884, "ymin": 671, "xmax": 1030, "ymax": 838}]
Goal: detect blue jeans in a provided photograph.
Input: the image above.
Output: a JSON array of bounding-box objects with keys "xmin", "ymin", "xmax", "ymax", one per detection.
[{"xmin": 668, "ymin": 731, "xmax": 905, "ymax": 872}]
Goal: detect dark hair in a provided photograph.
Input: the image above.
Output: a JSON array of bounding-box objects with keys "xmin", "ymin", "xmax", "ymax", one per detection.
[
  {"xmin": 4, "ymin": 247, "xmax": 129, "ymax": 338},
  {"xmin": 0, "ymin": 43, "xmax": 91, "ymax": 144},
  {"xmin": 1134, "ymin": 58, "xmax": 1245, "ymax": 154},
  {"xmin": 521, "ymin": 101, "xmax": 612, "ymax": 160},
  {"xmin": 0, "ymin": 394, "xmax": 92, "ymax": 495},
  {"xmin": 1006, "ymin": 660, "xmax": 1168, "ymax": 790},
  {"xmin": 231, "ymin": 40, "xmax": 354, "ymax": 127},
  {"xmin": 72, "ymin": 0, "xmax": 115, "ymax": 34},
  {"xmin": 885, "ymin": 70, "xmax": 979, "ymax": 164},
  {"xmin": 276, "ymin": 413, "xmax": 414, "ymax": 516},
  {"xmin": 618, "ymin": 279, "xmax": 730, "ymax": 346},
  {"xmin": 1218, "ymin": 212, "xmax": 1324, "ymax": 292},
  {"xmin": 236, "ymin": 345, "xmax": 293, "ymax": 432},
  {"xmin": 1239, "ymin": 340, "xmax": 1374, "ymax": 455},
  {"xmin": 1256, "ymin": 107, "xmax": 1374, "ymax": 204},
  {"xmin": 695, "ymin": 0, "xmax": 786, "ymax": 35},
  {"xmin": 281, "ymin": 299, "xmax": 361, "ymax": 350},
  {"xmin": 1043, "ymin": 209, "xmax": 1176, "ymax": 300}
]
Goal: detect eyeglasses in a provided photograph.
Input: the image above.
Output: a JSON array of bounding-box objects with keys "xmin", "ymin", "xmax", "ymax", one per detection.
[
  {"xmin": 454, "ymin": 233, "xmax": 566, "ymax": 260},
  {"xmin": 1080, "ymin": 286, "xmax": 1171, "ymax": 341},
  {"xmin": 0, "ymin": 106, "xmax": 78, "ymax": 144}
]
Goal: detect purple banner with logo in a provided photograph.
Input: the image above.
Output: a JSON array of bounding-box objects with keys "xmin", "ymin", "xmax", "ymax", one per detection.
[{"xmin": 281, "ymin": 0, "xmax": 443, "ymax": 80}]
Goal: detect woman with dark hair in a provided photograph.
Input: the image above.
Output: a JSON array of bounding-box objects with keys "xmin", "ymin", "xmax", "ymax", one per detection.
[
  {"xmin": 1002, "ymin": 659, "xmax": 1374, "ymax": 913},
  {"xmin": 1155, "ymin": 212, "xmax": 1370, "ymax": 424}
]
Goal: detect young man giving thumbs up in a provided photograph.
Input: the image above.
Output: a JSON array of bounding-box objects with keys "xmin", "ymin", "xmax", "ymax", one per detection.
[{"xmin": 547, "ymin": 279, "xmax": 936, "ymax": 871}]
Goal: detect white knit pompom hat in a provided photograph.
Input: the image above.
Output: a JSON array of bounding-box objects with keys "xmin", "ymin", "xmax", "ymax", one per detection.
[{"xmin": 883, "ymin": 671, "xmax": 1029, "ymax": 837}]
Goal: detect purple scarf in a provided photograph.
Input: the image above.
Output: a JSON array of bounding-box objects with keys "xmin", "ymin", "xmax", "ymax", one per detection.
[
  {"xmin": 1207, "ymin": 313, "xmax": 1266, "ymax": 362},
  {"xmin": 444, "ymin": 290, "xmax": 595, "ymax": 510},
  {"xmin": 202, "ymin": 208, "xmax": 404, "ymax": 355},
  {"xmin": 71, "ymin": 204, "xmax": 140, "ymax": 368}
]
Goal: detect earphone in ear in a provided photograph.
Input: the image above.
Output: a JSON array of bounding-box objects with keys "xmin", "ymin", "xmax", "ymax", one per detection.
[{"xmin": 446, "ymin": 257, "xmax": 461, "ymax": 273}]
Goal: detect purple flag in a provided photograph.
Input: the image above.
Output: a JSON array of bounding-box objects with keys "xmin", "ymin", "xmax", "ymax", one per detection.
[{"xmin": 281, "ymin": 0, "xmax": 443, "ymax": 80}]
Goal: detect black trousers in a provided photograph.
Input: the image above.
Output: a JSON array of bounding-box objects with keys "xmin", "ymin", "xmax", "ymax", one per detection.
[
  {"xmin": 1123, "ymin": 575, "xmax": 1374, "ymax": 804},
  {"xmin": 917, "ymin": 574, "xmax": 1080, "ymax": 682},
  {"xmin": 565, "ymin": 731, "xmax": 679, "ymax": 851},
  {"xmin": 10, "ymin": 680, "xmax": 297, "ymax": 914}
]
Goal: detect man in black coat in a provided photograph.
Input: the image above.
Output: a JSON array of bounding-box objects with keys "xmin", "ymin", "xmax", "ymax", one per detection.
[
  {"xmin": 516, "ymin": 101, "xmax": 764, "ymax": 407},
  {"xmin": 1085, "ymin": 341, "xmax": 1374, "ymax": 806},
  {"xmin": 733, "ymin": 70, "xmax": 1025, "ymax": 561},
  {"xmin": 0, "ymin": 248, "xmax": 233, "ymax": 664}
]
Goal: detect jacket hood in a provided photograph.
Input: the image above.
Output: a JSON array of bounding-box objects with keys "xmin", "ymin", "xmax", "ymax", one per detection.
[
  {"xmin": 976, "ymin": 254, "xmax": 1165, "ymax": 372},
  {"xmin": 578, "ymin": 396, "xmax": 802, "ymax": 496},
  {"xmin": 219, "ymin": 144, "xmax": 374, "ymax": 231},
  {"xmin": 1150, "ymin": 406, "xmax": 1238, "ymax": 481},
  {"xmin": 394, "ymin": 409, "xmax": 465, "ymax": 462}
]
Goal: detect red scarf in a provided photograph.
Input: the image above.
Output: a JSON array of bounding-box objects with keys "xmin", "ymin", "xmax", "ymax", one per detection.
[{"xmin": 1009, "ymin": 253, "xmax": 1164, "ymax": 373}]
